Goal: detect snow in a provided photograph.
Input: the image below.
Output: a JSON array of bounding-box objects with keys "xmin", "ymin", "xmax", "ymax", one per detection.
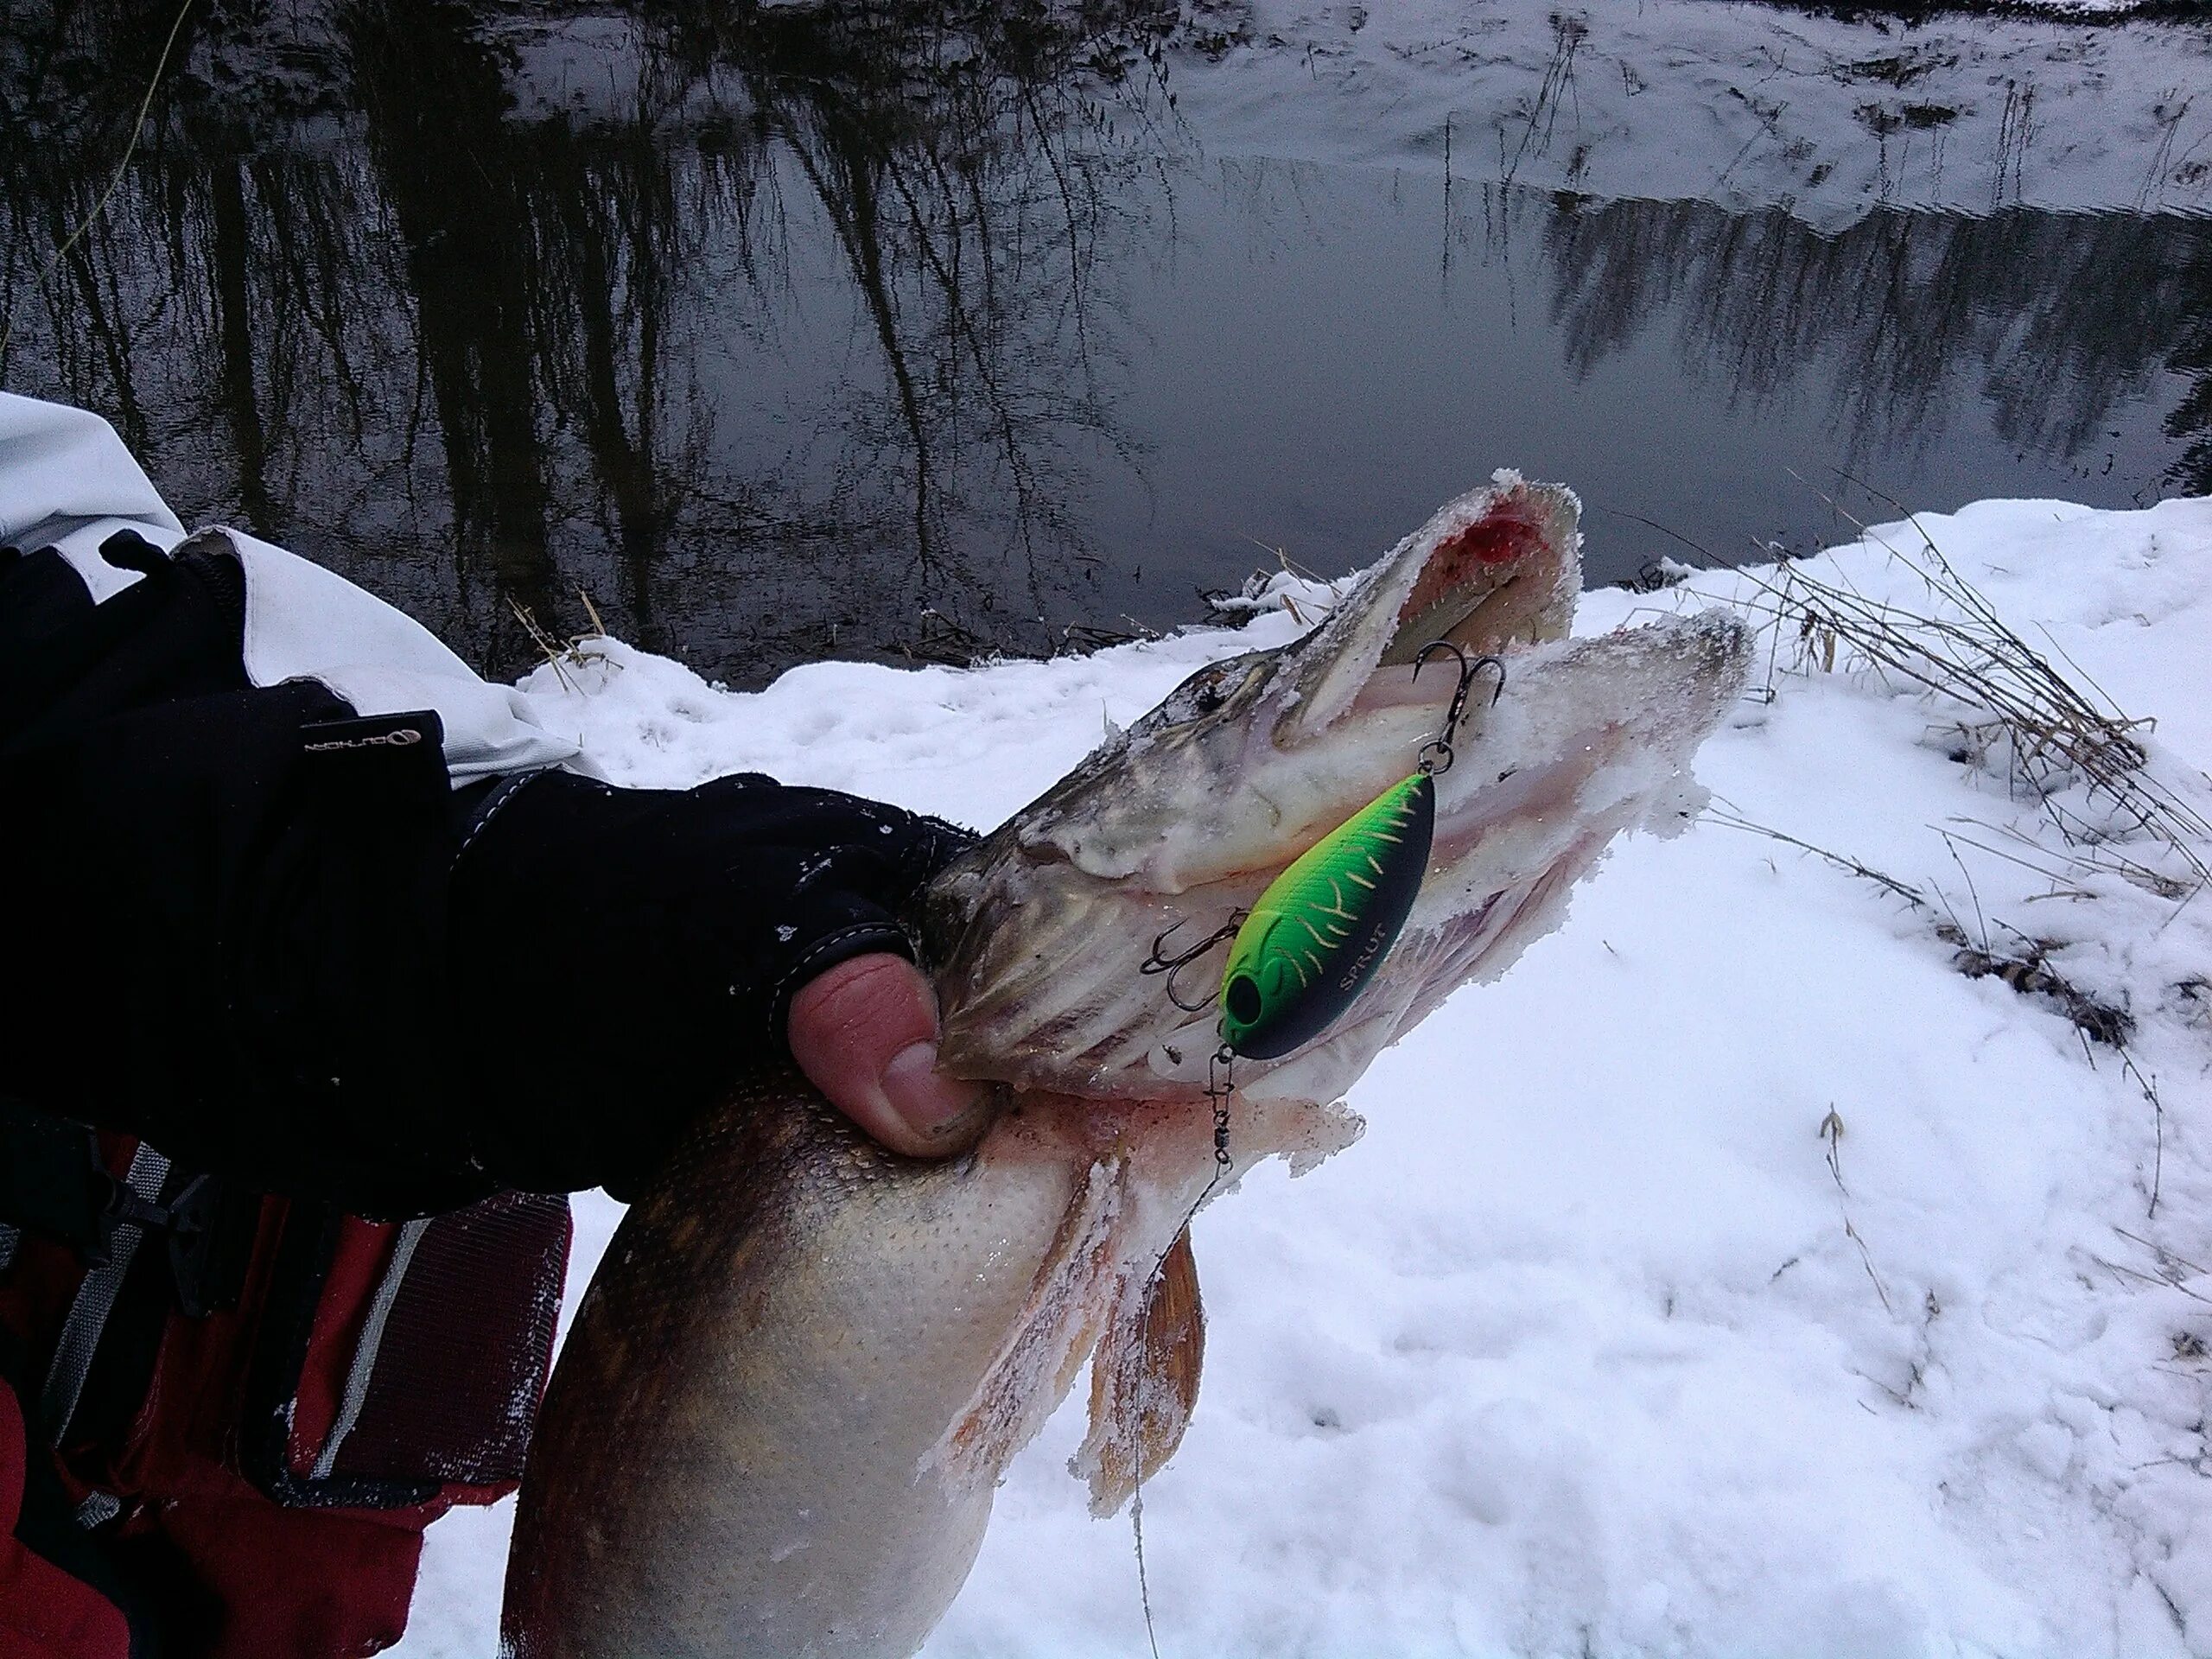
[
  {"xmin": 1164, "ymin": 2, "xmax": 2212, "ymax": 226},
  {"xmin": 481, "ymin": 1, "xmax": 2212, "ymax": 229},
  {"xmin": 393, "ymin": 491, "xmax": 2212, "ymax": 1658}
]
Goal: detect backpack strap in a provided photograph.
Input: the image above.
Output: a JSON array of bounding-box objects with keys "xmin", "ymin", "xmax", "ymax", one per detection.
[{"xmin": 39, "ymin": 1143, "xmax": 168, "ymax": 1444}]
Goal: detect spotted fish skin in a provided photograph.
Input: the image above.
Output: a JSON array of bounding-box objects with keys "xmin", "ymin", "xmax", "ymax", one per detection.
[
  {"xmin": 501, "ymin": 1075, "xmax": 1080, "ymax": 1659},
  {"xmin": 1220, "ymin": 771, "xmax": 1433, "ymax": 1058},
  {"xmin": 501, "ymin": 1072, "xmax": 1343, "ymax": 1659}
]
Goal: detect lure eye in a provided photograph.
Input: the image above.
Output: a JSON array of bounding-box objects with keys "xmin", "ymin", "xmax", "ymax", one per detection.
[{"xmin": 1224, "ymin": 974, "xmax": 1262, "ymax": 1026}]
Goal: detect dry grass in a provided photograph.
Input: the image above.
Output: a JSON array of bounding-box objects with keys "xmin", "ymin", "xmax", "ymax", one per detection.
[
  {"xmin": 1707, "ymin": 803, "xmax": 2172, "ymax": 1218},
  {"xmin": 1720, "ymin": 498, "xmax": 2211, "ymax": 897},
  {"xmin": 1663, "ymin": 480, "xmax": 2205, "ymax": 1228},
  {"xmin": 508, "ymin": 590, "xmax": 615, "ymax": 692},
  {"xmin": 1205, "ymin": 539, "xmax": 1351, "ymax": 631}
]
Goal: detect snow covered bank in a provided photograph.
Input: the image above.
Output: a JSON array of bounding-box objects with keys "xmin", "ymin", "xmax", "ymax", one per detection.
[
  {"xmin": 396, "ymin": 491, "xmax": 2212, "ymax": 1657},
  {"xmin": 484, "ymin": 1, "xmax": 2212, "ymax": 228},
  {"xmin": 1166, "ymin": 1, "xmax": 2212, "ymax": 226}
]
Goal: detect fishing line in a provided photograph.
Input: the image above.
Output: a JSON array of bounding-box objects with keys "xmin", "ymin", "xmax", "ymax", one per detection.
[
  {"xmin": 1147, "ymin": 1044, "xmax": 1235, "ymax": 1275},
  {"xmin": 1123, "ymin": 641, "xmax": 1503, "ymax": 1651},
  {"xmin": 0, "ymin": 0, "xmax": 198, "ymax": 360},
  {"xmin": 1131, "ymin": 1440, "xmax": 1164, "ymax": 1659},
  {"xmin": 1129, "ymin": 1044, "xmax": 1232, "ymax": 1659}
]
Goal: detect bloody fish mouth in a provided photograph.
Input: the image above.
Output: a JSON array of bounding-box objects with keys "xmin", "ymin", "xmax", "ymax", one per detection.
[{"xmin": 1381, "ymin": 494, "xmax": 1573, "ymax": 664}]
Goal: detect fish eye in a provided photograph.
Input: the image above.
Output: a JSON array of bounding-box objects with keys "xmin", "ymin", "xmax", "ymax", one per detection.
[
  {"xmin": 1150, "ymin": 654, "xmax": 1265, "ymax": 730},
  {"xmin": 1169, "ymin": 665, "xmax": 1232, "ymax": 719}
]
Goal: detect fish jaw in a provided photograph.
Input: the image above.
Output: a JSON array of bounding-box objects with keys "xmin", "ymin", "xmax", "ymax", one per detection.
[
  {"xmin": 923, "ymin": 480, "xmax": 1751, "ymax": 1108},
  {"xmin": 974, "ymin": 473, "xmax": 1581, "ymax": 897}
]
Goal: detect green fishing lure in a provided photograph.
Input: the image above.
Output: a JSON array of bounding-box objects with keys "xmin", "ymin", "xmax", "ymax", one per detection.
[
  {"xmin": 1217, "ymin": 771, "xmax": 1434, "ymax": 1058},
  {"xmin": 1143, "ymin": 642, "xmax": 1503, "ymax": 1066}
]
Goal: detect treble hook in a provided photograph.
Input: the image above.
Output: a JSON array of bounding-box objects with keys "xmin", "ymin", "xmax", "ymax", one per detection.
[
  {"xmin": 1411, "ymin": 640, "xmax": 1505, "ymax": 776},
  {"xmin": 1139, "ymin": 912, "xmax": 1246, "ymax": 1013}
]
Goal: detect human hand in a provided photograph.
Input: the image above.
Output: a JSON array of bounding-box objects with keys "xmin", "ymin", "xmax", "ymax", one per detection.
[{"xmin": 785, "ymin": 952, "xmax": 992, "ymax": 1158}]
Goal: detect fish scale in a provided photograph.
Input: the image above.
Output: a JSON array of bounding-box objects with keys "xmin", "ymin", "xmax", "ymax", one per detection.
[{"xmin": 503, "ymin": 1072, "xmax": 1090, "ymax": 1659}]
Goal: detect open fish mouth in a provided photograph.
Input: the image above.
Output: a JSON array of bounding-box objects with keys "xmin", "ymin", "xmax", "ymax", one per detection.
[
  {"xmin": 922, "ymin": 472, "xmax": 1751, "ymax": 1110},
  {"xmin": 906, "ymin": 474, "xmax": 1749, "ymax": 1517}
]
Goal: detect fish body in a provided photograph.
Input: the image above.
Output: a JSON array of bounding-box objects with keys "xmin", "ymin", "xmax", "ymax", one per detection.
[
  {"xmin": 502, "ymin": 1077, "xmax": 1342, "ymax": 1659},
  {"xmin": 503, "ymin": 475, "xmax": 1751, "ymax": 1657},
  {"xmin": 505, "ymin": 1082, "xmax": 1078, "ymax": 1659}
]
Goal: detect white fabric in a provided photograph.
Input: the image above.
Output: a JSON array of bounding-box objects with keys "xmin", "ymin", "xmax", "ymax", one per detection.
[
  {"xmin": 0, "ymin": 391, "xmax": 185, "ymax": 599},
  {"xmin": 222, "ymin": 530, "xmax": 590, "ymax": 781},
  {"xmin": 50, "ymin": 520, "xmax": 182, "ymax": 601},
  {"xmin": 0, "ymin": 391, "xmax": 587, "ymax": 783}
]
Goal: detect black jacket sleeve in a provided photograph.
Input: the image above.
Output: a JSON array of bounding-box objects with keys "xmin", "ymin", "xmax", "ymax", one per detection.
[
  {"xmin": 1, "ymin": 531, "xmax": 973, "ymax": 1217},
  {"xmin": 444, "ymin": 770, "xmax": 974, "ymax": 1199}
]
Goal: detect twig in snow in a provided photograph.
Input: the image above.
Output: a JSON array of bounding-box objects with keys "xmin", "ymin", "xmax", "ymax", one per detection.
[
  {"xmin": 510, "ymin": 594, "xmax": 615, "ymax": 692},
  {"xmin": 1821, "ymin": 1108, "xmax": 1893, "ymax": 1316},
  {"xmin": 2118, "ymin": 1050, "xmax": 2166, "ymax": 1218},
  {"xmin": 1703, "ymin": 805, "xmax": 1932, "ymax": 912},
  {"xmin": 2116, "ymin": 1227, "xmax": 2208, "ymax": 1281},
  {"xmin": 577, "ymin": 588, "xmax": 610, "ymax": 639},
  {"xmin": 1938, "ymin": 819, "xmax": 2082, "ymax": 889},
  {"xmin": 1707, "ymin": 807, "xmax": 2136, "ymax": 1048},
  {"xmin": 2094, "ymin": 1253, "xmax": 2212, "ymax": 1310},
  {"xmin": 1205, "ymin": 540, "xmax": 1350, "ymax": 631},
  {"xmin": 510, "ymin": 599, "xmax": 577, "ymax": 692},
  {"xmin": 1944, "ymin": 835, "xmax": 1990, "ymax": 952}
]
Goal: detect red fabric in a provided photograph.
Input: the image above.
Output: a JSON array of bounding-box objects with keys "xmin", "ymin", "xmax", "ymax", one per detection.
[
  {"xmin": 0, "ymin": 1137, "xmax": 449, "ymax": 1659},
  {"xmin": 154, "ymin": 1501, "xmax": 424, "ymax": 1659},
  {"xmin": 285, "ymin": 1219, "xmax": 404, "ymax": 1473},
  {"xmin": 328, "ymin": 1196, "xmax": 570, "ymax": 1497},
  {"xmin": 63, "ymin": 1185, "xmax": 289, "ymax": 1504},
  {"xmin": 0, "ymin": 1383, "xmax": 130, "ymax": 1659}
]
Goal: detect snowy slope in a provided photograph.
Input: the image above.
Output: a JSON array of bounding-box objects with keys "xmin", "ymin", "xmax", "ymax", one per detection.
[
  {"xmin": 1163, "ymin": 1, "xmax": 2212, "ymax": 226},
  {"xmin": 493, "ymin": 3, "xmax": 2212, "ymax": 226},
  {"xmin": 395, "ymin": 493, "xmax": 2212, "ymax": 1658}
]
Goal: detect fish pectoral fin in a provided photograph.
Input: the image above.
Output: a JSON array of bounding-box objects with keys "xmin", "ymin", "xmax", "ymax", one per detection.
[{"xmin": 1072, "ymin": 1226, "xmax": 1205, "ymax": 1518}]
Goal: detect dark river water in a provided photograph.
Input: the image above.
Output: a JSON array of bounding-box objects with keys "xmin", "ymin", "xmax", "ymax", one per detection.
[{"xmin": 3, "ymin": 0, "xmax": 2209, "ymax": 685}]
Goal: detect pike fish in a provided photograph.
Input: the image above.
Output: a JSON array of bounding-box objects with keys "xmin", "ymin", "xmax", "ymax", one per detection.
[{"xmin": 501, "ymin": 475, "xmax": 1751, "ymax": 1658}]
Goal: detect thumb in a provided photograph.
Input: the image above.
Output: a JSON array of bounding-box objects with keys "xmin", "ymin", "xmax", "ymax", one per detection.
[{"xmin": 785, "ymin": 952, "xmax": 991, "ymax": 1158}]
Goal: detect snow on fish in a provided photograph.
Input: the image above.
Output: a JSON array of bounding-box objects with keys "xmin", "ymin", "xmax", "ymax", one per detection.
[{"xmin": 499, "ymin": 475, "xmax": 1752, "ymax": 1658}]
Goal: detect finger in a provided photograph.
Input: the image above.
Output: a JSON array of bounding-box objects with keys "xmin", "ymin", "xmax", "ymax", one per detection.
[{"xmin": 785, "ymin": 953, "xmax": 991, "ymax": 1158}]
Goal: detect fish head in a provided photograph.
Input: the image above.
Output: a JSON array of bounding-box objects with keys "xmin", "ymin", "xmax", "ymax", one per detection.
[{"xmin": 922, "ymin": 473, "xmax": 1751, "ymax": 1111}]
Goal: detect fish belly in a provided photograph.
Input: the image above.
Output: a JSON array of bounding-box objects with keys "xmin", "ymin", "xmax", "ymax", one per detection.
[{"xmin": 502, "ymin": 1074, "xmax": 1089, "ymax": 1659}]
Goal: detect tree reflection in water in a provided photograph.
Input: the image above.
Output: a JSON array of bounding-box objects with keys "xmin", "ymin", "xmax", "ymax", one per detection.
[
  {"xmin": 1, "ymin": 0, "xmax": 1176, "ymax": 678},
  {"xmin": 2165, "ymin": 232, "xmax": 2212, "ymax": 497},
  {"xmin": 2, "ymin": 0, "xmax": 2205, "ymax": 683},
  {"xmin": 1541, "ymin": 194, "xmax": 2212, "ymax": 495}
]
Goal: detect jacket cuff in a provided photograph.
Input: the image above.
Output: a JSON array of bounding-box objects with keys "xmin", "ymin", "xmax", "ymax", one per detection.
[{"xmin": 764, "ymin": 917, "xmax": 916, "ymax": 1045}]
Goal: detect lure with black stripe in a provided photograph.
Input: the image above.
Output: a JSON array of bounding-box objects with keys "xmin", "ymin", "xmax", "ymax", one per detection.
[
  {"xmin": 1145, "ymin": 640, "xmax": 1495, "ymax": 1064},
  {"xmin": 1217, "ymin": 771, "xmax": 1434, "ymax": 1059}
]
